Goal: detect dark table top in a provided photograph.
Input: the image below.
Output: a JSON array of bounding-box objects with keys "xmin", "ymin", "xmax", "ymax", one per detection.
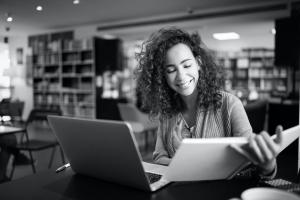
[{"xmin": 0, "ymin": 168, "xmax": 261, "ymax": 200}]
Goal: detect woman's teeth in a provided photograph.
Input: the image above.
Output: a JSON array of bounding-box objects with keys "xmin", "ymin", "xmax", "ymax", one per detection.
[{"xmin": 178, "ymin": 79, "xmax": 192, "ymax": 89}]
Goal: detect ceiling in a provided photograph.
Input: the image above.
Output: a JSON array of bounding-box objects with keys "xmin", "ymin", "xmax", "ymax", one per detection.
[{"xmin": 0, "ymin": 0, "xmax": 294, "ymax": 50}]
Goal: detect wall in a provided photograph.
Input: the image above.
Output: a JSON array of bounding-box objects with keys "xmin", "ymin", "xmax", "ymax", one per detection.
[{"xmin": 8, "ymin": 35, "xmax": 33, "ymax": 120}]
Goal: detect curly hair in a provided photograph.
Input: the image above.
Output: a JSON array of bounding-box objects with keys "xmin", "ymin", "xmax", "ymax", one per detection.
[{"xmin": 135, "ymin": 26, "xmax": 225, "ymax": 119}]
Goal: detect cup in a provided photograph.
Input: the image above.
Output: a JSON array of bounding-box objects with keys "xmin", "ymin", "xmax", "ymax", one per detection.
[{"xmin": 240, "ymin": 187, "xmax": 300, "ymax": 200}]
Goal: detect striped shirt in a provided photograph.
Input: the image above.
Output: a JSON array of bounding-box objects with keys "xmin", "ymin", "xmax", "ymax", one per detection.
[{"xmin": 153, "ymin": 91, "xmax": 253, "ymax": 165}]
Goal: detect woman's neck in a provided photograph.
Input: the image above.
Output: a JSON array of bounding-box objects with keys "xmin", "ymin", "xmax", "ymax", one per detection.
[
  {"xmin": 181, "ymin": 89, "xmax": 198, "ymax": 111},
  {"xmin": 180, "ymin": 90, "xmax": 198, "ymax": 128}
]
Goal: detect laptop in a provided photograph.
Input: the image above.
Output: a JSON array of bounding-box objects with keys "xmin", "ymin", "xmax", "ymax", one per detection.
[{"xmin": 47, "ymin": 115, "xmax": 170, "ymax": 192}]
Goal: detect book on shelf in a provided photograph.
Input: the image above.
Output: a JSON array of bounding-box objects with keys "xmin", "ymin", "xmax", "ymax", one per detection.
[{"xmin": 237, "ymin": 58, "xmax": 249, "ymax": 69}]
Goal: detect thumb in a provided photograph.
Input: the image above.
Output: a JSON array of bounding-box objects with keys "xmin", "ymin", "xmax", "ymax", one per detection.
[{"xmin": 274, "ymin": 125, "xmax": 283, "ymax": 144}]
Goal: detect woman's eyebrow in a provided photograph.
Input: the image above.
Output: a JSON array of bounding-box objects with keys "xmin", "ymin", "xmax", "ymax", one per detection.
[
  {"xmin": 165, "ymin": 59, "xmax": 192, "ymax": 67},
  {"xmin": 180, "ymin": 59, "xmax": 192, "ymax": 64}
]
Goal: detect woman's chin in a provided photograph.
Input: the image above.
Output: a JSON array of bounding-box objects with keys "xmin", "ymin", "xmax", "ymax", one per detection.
[{"xmin": 178, "ymin": 89, "xmax": 196, "ymax": 97}]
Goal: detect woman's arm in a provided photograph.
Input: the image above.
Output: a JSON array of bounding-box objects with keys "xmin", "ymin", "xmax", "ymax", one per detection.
[
  {"xmin": 229, "ymin": 95, "xmax": 253, "ymax": 137},
  {"xmin": 153, "ymin": 120, "xmax": 171, "ymax": 165}
]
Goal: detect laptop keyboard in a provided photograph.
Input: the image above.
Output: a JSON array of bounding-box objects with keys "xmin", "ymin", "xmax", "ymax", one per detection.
[{"xmin": 146, "ymin": 172, "xmax": 162, "ymax": 184}]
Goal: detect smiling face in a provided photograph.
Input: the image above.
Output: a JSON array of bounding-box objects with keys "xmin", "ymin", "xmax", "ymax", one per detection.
[{"xmin": 165, "ymin": 43, "xmax": 200, "ymax": 98}]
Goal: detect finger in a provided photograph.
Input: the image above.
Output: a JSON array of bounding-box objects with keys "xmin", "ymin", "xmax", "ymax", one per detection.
[
  {"xmin": 230, "ymin": 144, "xmax": 258, "ymax": 165},
  {"xmin": 274, "ymin": 125, "xmax": 283, "ymax": 144},
  {"xmin": 256, "ymin": 133, "xmax": 274, "ymax": 162},
  {"xmin": 261, "ymin": 131, "xmax": 279, "ymax": 156},
  {"xmin": 249, "ymin": 137, "xmax": 265, "ymax": 164},
  {"xmin": 247, "ymin": 136, "xmax": 261, "ymax": 163}
]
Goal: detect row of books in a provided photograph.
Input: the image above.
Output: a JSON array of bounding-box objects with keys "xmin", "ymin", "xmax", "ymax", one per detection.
[{"xmin": 31, "ymin": 38, "xmax": 94, "ymax": 54}]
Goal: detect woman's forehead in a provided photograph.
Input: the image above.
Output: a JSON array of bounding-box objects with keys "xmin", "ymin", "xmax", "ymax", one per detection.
[{"xmin": 165, "ymin": 43, "xmax": 194, "ymax": 64}]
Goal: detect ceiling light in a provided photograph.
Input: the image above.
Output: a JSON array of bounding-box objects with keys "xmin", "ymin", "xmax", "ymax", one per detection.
[
  {"xmin": 73, "ymin": 0, "xmax": 80, "ymax": 4},
  {"xmin": 213, "ymin": 32, "xmax": 240, "ymax": 40},
  {"xmin": 5, "ymin": 13, "xmax": 13, "ymax": 22},
  {"xmin": 6, "ymin": 16, "xmax": 13, "ymax": 22},
  {"xmin": 36, "ymin": 5, "xmax": 43, "ymax": 11},
  {"xmin": 101, "ymin": 34, "xmax": 116, "ymax": 39}
]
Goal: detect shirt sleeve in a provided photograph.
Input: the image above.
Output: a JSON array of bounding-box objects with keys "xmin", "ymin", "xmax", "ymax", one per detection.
[
  {"xmin": 229, "ymin": 95, "xmax": 253, "ymax": 137},
  {"xmin": 153, "ymin": 119, "xmax": 171, "ymax": 165}
]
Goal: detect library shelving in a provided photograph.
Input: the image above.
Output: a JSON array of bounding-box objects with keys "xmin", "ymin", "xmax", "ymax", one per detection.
[
  {"xmin": 215, "ymin": 48, "xmax": 288, "ymax": 99},
  {"xmin": 30, "ymin": 33, "xmax": 123, "ymax": 119}
]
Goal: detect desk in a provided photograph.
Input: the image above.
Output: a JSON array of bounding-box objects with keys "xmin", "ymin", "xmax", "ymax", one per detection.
[
  {"xmin": 0, "ymin": 169, "xmax": 259, "ymax": 200},
  {"xmin": 0, "ymin": 125, "xmax": 25, "ymax": 136}
]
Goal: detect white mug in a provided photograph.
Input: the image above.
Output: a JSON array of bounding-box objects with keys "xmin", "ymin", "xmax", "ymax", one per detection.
[{"xmin": 229, "ymin": 187, "xmax": 300, "ymax": 200}]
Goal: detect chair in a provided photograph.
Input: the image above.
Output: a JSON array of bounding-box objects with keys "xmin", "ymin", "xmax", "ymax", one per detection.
[
  {"xmin": 244, "ymin": 100, "xmax": 268, "ymax": 134},
  {"xmin": 117, "ymin": 103, "xmax": 159, "ymax": 151},
  {"xmin": 0, "ymin": 100, "xmax": 25, "ymax": 125},
  {"xmin": 9, "ymin": 108, "xmax": 66, "ymax": 179}
]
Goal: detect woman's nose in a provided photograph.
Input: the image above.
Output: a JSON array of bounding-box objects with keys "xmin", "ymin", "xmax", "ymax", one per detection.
[{"xmin": 176, "ymin": 68, "xmax": 185, "ymax": 81}]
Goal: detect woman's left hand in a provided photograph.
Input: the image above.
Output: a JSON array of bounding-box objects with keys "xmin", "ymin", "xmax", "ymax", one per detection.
[{"xmin": 231, "ymin": 125, "xmax": 283, "ymax": 175}]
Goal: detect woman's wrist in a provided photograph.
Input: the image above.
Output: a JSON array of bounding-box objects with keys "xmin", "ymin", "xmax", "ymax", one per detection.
[
  {"xmin": 258, "ymin": 160, "xmax": 277, "ymax": 180},
  {"xmin": 260, "ymin": 159, "xmax": 276, "ymax": 175},
  {"xmin": 260, "ymin": 165, "xmax": 276, "ymax": 176}
]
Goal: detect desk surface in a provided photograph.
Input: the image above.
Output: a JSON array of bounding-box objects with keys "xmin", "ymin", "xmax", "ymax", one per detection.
[
  {"xmin": 0, "ymin": 125, "xmax": 24, "ymax": 136},
  {"xmin": 0, "ymin": 168, "xmax": 260, "ymax": 200}
]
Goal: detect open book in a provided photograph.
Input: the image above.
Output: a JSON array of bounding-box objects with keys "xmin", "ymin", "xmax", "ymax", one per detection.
[{"xmin": 164, "ymin": 125, "xmax": 300, "ymax": 182}]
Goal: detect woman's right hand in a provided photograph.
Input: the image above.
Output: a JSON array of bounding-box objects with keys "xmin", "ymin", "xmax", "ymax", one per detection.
[{"xmin": 230, "ymin": 125, "xmax": 283, "ymax": 175}]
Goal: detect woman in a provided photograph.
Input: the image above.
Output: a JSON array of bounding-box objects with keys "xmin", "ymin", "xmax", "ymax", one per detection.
[{"xmin": 135, "ymin": 27, "xmax": 282, "ymax": 179}]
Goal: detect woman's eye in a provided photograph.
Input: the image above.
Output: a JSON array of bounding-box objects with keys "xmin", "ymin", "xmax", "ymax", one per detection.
[
  {"xmin": 166, "ymin": 67, "xmax": 176, "ymax": 74},
  {"xmin": 184, "ymin": 65, "xmax": 192, "ymax": 68}
]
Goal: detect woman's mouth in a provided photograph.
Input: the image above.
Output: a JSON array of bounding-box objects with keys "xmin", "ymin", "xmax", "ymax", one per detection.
[{"xmin": 177, "ymin": 79, "xmax": 193, "ymax": 89}]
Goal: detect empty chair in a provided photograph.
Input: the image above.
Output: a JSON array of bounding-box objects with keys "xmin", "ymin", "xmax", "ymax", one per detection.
[
  {"xmin": 117, "ymin": 103, "xmax": 158, "ymax": 151},
  {"xmin": 7, "ymin": 101, "xmax": 25, "ymax": 125},
  {"xmin": 0, "ymin": 100, "xmax": 25, "ymax": 126},
  {"xmin": 9, "ymin": 108, "xmax": 66, "ymax": 179}
]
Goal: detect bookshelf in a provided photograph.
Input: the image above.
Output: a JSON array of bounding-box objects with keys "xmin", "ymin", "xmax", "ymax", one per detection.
[
  {"xmin": 31, "ymin": 38, "xmax": 96, "ymax": 118},
  {"xmin": 30, "ymin": 33, "xmax": 123, "ymax": 119},
  {"xmin": 216, "ymin": 48, "xmax": 288, "ymax": 99},
  {"xmin": 245, "ymin": 48, "xmax": 288, "ymax": 95}
]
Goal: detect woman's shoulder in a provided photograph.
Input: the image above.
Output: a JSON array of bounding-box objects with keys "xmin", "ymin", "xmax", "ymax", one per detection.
[
  {"xmin": 217, "ymin": 91, "xmax": 245, "ymax": 119},
  {"xmin": 219, "ymin": 90, "xmax": 241, "ymax": 104}
]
